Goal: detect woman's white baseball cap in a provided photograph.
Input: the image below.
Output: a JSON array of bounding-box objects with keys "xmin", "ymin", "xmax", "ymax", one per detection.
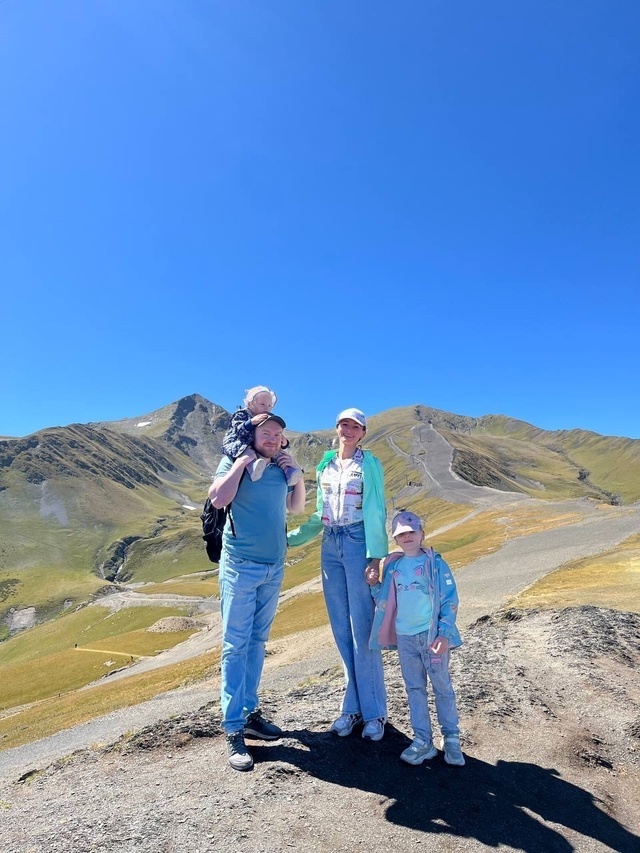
[{"xmin": 336, "ymin": 408, "xmax": 366, "ymax": 429}]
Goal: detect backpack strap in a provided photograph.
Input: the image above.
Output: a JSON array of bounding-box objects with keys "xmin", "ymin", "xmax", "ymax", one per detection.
[{"xmin": 226, "ymin": 468, "xmax": 246, "ymax": 538}]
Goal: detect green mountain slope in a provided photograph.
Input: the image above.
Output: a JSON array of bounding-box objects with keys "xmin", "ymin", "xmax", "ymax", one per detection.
[
  {"xmin": 2, "ymin": 395, "xmax": 640, "ymax": 728},
  {"xmin": 466, "ymin": 414, "xmax": 640, "ymax": 503},
  {"xmin": 0, "ymin": 417, "xmax": 215, "ymax": 628},
  {"xmin": 364, "ymin": 405, "xmax": 640, "ymax": 504},
  {"xmin": 2, "ymin": 396, "xmax": 639, "ymax": 640}
]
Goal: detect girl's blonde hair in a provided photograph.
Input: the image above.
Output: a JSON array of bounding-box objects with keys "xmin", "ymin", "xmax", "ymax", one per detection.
[{"xmin": 243, "ymin": 385, "xmax": 278, "ymax": 408}]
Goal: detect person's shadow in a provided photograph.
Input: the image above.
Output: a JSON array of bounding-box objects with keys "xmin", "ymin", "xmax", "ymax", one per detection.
[{"xmin": 249, "ymin": 724, "xmax": 639, "ymax": 852}]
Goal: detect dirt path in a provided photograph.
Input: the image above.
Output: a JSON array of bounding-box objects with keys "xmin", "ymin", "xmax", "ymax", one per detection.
[
  {"xmin": 74, "ymin": 648, "xmax": 150, "ymax": 659},
  {"xmin": 455, "ymin": 503, "xmax": 640, "ymax": 625},
  {"xmin": 389, "ymin": 424, "xmax": 530, "ymax": 506}
]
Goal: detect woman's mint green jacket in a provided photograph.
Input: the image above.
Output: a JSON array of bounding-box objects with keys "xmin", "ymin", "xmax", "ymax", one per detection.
[{"xmin": 287, "ymin": 449, "xmax": 388, "ymax": 560}]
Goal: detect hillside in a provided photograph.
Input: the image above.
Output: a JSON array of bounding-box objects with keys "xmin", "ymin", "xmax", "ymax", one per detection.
[
  {"xmin": 1, "ymin": 394, "xmax": 639, "ymax": 713},
  {"xmin": 1, "ymin": 393, "xmax": 639, "ymax": 851},
  {"xmin": 383, "ymin": 405, "xmax": 640, "ymax": 504},
  {"xmin": 0, "ymin": 415, "xmax": 213, "ymax": 633},
  {"xmin": 1, "ymin": 606, "xmax": 639, "ymax": 852}
]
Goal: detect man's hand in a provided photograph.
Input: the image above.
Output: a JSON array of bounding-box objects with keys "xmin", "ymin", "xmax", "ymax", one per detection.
[
  {"xmin": 236, "ymin": 447, "xmax": 258, "ymax": 468},
  {"xmin": 239, "ymin": 447, "xmax": 257, "ymax": 466}
]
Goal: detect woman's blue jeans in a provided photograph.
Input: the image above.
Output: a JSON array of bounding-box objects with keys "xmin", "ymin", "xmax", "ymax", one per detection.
[
  {"xmin": 397, "ymin": 631, "xmax": 460, "ymax": 743},
  {"xmin": 321, "ymin": 522, "xmax": 387, "ymax": 722},
  {"xmin": 218, "ymin": 550, "xmax": 284, "ymax": 734}
]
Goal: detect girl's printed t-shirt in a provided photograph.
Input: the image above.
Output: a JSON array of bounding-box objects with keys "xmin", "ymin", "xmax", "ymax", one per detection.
[
  {"xmin": 392, "ymin": 554, "xmax": 433, "ymax": 636},
  {"xmin": 320, "ymin": 448, "xmax": 364, "ymax": 526}
]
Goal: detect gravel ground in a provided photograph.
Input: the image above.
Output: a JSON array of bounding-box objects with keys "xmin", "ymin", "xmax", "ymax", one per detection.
[{"xmin": 1, "ymin": 607, "xmax": 639, "ymax": 853}]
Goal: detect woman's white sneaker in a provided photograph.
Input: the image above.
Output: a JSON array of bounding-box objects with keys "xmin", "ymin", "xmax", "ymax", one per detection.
[{"xmin": 330, "ymin": 713, "xmax": 362, "ymax": 737}]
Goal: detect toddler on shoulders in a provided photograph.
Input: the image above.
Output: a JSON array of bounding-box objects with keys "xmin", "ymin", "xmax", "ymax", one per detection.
[{"xmin": 222, "ymin": 385, "xmax": 302, "ymax": 486}]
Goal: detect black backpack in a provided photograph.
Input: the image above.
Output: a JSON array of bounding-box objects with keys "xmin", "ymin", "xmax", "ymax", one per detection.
[
  {"xmin": 200, "ymin": 499, "xmax": 236, "ymax": 563},
  {"xmin": 201, "ymin": 468, "xmax": 247, "ymax": 563}
]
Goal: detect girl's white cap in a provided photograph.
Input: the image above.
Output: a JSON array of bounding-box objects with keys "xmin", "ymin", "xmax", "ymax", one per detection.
[{"xmin": 391, "ymin": 511, "xmax": 423, "ymax": 537}]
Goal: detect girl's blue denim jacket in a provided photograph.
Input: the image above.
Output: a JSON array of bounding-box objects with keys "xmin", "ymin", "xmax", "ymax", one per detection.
[{"xmin": 369, "ymin": 548, "xmax": 462, "ymax": 651}]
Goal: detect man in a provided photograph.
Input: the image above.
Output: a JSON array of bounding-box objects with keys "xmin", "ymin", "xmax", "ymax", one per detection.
[{"xmin": 209, "ymin": 414, "xmax": 305, "ymax": 770}]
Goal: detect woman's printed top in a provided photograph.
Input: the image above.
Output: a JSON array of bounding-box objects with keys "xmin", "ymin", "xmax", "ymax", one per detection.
[{"xmin": 320, "ymin": 448, "xmax": 364, "ymax": 526}]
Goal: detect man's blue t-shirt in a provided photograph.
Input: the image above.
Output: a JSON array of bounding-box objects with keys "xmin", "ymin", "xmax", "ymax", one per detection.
[{"xmin": 214, "ymin": 457, "xmax": 289, "ymax": 563}]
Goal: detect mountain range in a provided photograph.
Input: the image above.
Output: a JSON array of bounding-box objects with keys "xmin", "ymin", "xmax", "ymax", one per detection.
[{"xmin": 1, "ymin": 392, "xmax": 639, "ymax": 639}]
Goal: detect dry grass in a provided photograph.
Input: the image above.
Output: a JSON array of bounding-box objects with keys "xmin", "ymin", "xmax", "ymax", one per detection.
[
  {"xmin": 0, "ymin": 605, "xmax": 197, "ymax": 713},
  {"xmin": 0, "ymin": 650, "xmax": 221, "ymax": 751},
  {"xmin": 510, "ymin": 533, "xmax": 640, "ymax": 612},
  {"xmin": 81, "ymin": 627, "xmax": 196, "ymax": 656},
  {"xmin": 283, "ymin": 543, "xmax": 322, "ymax": 591},
  {"xmin": 0, "ymin": 606, "xmax": 190, "ymax": 668},
  {"xmin": 270, "ymin": 591, "xmax": 329, "ymax": 639},
  {"xmin": 0, "ymin": 587, "xmax": 333, "ymax": 750},
  {"xmin": 432, "ymin": 504, "xmax": 587, "ymax": 568},
  {"xmin": 139, "ymin": 577, "xmax": 219, "ymax": 597}
]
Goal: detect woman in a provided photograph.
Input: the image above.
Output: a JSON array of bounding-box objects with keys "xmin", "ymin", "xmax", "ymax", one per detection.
[{"xmin": 288, "ymin": 407, "xmax": 388, "ymax": 740}]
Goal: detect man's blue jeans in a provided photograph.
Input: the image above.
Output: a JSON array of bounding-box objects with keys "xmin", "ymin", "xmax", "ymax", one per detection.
[
  {"xmin": 321, "ymin": 522, "xmax": 387, "ymax": 722},
  {"xmin": 219, "ymin": 550, "xmax": 284, "ymax": 734},
  {"xmin": 397, "ymin": 631, "xmax": 460, "ymax": 743}
]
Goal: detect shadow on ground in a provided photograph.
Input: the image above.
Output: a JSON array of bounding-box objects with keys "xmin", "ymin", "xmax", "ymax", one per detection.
[{"xmin": 249, "ymin": 724, "xmax": 639, "ymax": 853}]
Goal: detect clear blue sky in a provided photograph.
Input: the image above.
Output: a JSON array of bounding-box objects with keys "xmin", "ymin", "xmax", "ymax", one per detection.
[{"xmin": 2, "ymin": 1, "xmax": 639, "ymax": 439}]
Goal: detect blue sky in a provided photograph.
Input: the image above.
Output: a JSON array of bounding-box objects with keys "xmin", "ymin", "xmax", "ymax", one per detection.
[{"xmin": 2, "ymin": 1, "xmax": 639, "ymax": 439}]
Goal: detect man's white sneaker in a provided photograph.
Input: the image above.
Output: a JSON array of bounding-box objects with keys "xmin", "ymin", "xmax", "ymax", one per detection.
[{"xmin": 226, "ymin": 731, "xmax": 253, "ymax": 771}]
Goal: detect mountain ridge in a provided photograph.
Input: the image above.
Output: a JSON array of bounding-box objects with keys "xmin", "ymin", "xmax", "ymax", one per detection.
[{"xmin": 1, "ymin": 393, "xmax": 639, "ymax": 639}]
